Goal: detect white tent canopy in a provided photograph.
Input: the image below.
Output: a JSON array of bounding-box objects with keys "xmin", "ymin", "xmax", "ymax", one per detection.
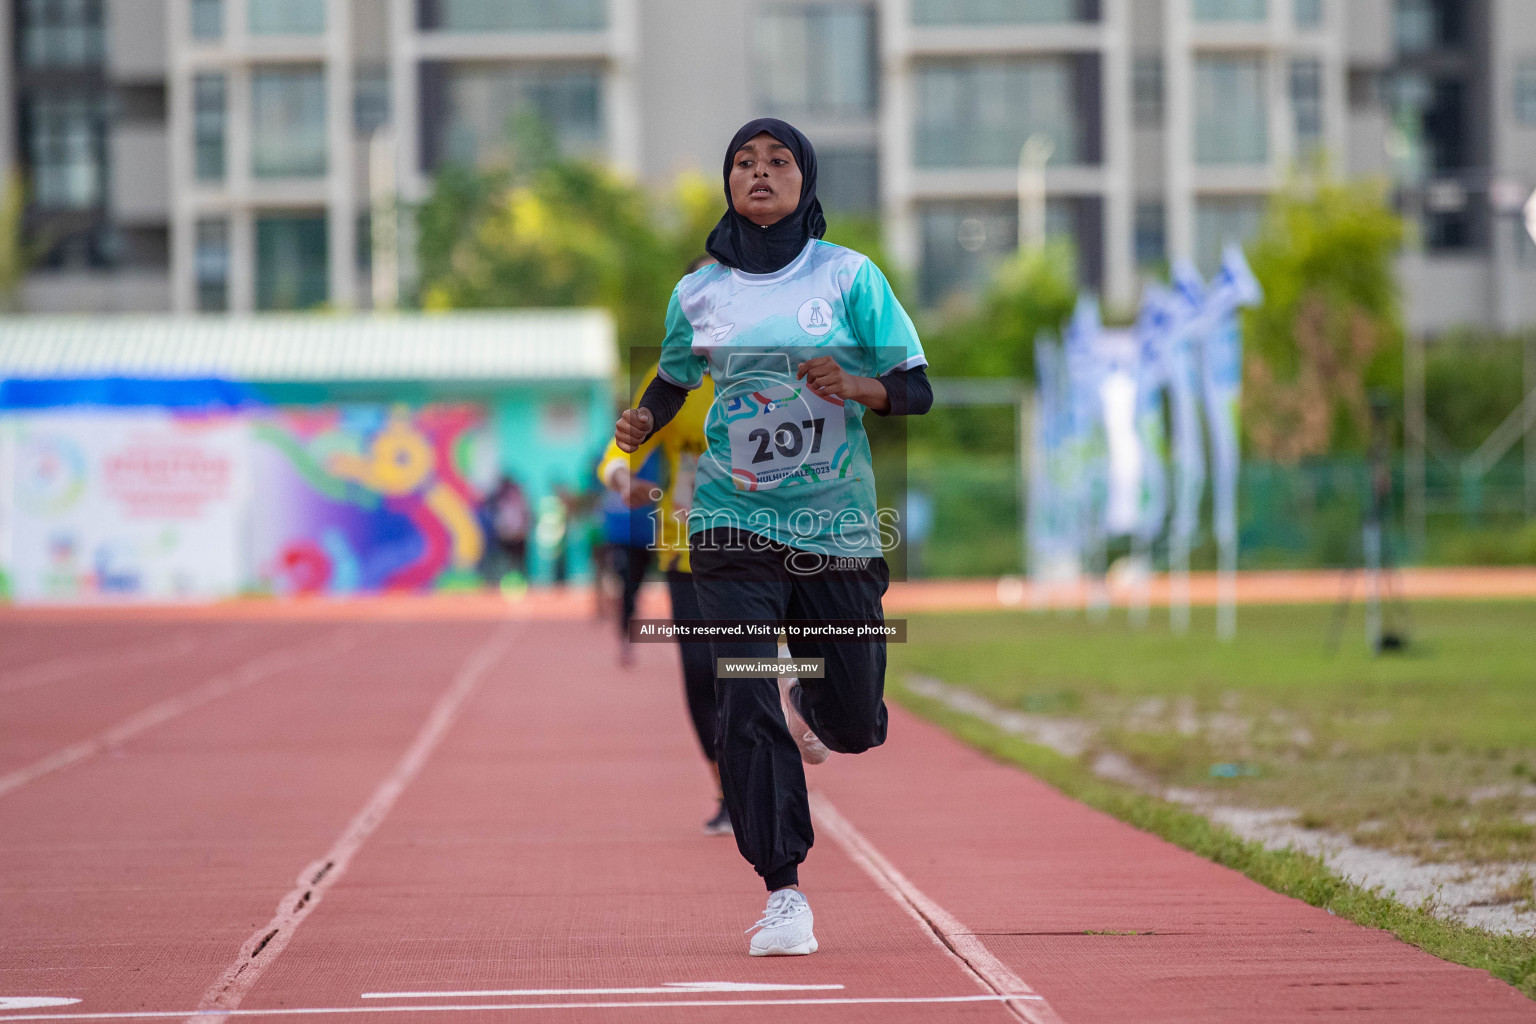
[{"xmin": 0, "ymin": 311, "xmax": 616, "ymax": 383}]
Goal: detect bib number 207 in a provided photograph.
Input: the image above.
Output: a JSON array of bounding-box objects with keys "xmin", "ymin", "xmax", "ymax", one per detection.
[{"xmin": 748, "ymin": 418, "xmax": 825, "ymax": 464}]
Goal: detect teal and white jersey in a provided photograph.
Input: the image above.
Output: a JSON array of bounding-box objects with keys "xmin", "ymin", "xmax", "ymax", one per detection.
[{"xmin": 657, "ymin": 239, "xmax": 926, "ymax": 557}]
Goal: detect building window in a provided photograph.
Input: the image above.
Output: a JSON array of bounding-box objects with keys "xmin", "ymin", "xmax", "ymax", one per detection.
[
  {"xmin": 755, "ymin": 5, "xmax": 876, "ymax": 120},
  {"xmin": 1515, "ymin": 58, "xmax": 1536, "ymax": 126},
  {"xmin": 1291, "ymin": 58, "xmax": 1323, "ymax": 156},
  {"xmin": 1135, "ymin": 201, "xmax": 1166, "ymax": 268},
  {"xmin": 19, "ymin": 0, "xmax": 105, "ymax": 69},
  {"xmin": 1194, "ymin": 197, "xmax": 1263, "ymax": 276},
  {"xmin": 196, "ymin": 218, "xmax": 230, "ymax": 312},
  {"xmin": 1195, "ymin": 56, "xmax": 1268, "ymax": 164},
  {"xmin": 252, "ymin": 67, "xmax": 328, "ymax": 178},
  {"xmin": 1294, "ymin": 0, "xmax": 1322, "ymax": 28},
  {"xmin": 818, "ymin": 149, "xmax": 879, "ymax": 213},
  {"xmin": 250, "ymin": 0, "xmax": 325, "ymax": 34},
  {"xmin": 355, "ymin": 67, "xmax": 391, "ymax": 135},
  {"xmin": 1192, "ymin": 0, "xmax": 1266, "ymax": 20},
  {"xmin": 918, "ymin": 199, "xmax": 1080, "ymax": 306},
  {"xmin": 920, "ymin": 201, "xmax": 1017, "ymax": 306},
  {"xmin": 25, "ymin": 93, "xmax": 107, "ymax": 209},
  {"xmin": 911, "ymin": 0, "xmax": 1092, "ymax": 25},
  {"xmin": 119, "ymin": 227, "xmax": 169, "ymax": 270},
  {"xmin": 1395, "ymin": 0, "xmax": 1434, "ymax": 53},
  {"xmin": 191, "ymin": 0, "xmax": 222, "ymax": 39},
  {"xmin": 1133, "ymin": 55, "xmax": 1163, "ymax": 128},
  {"xmin": 1395, "ymin": 0, "xmax": 1465, "ymax": 55},
  {"xmin": 194, "ymin": 74, "xmax": 227, "ymax": 181},
  {"xmin": 1388, "ymin": 70, "xmax": 1468, "ymax": 180},
  {"xmin": 429, "ymin": 65, "xmax": 603, "ymax": 169},
  {"xmin": 1516, "ymin": 216, "xmax": 1536, "ymax": 267},
  {"xmin": 915, "ymin": 58, "xmax": 1082, "ymax": 168},
  {"xmin": 421, "ymin": 0, "xmax": 606, "ymax": 31},
  {"xmin": 256, "ymin": 213, "xmax": 328, "ymax": 310}
]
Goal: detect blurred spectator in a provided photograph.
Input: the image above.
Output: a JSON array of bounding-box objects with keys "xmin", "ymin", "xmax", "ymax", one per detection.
[
  {"xmin": 545, "ymin": 478, "xmax": 599, "ymax": 588},
  {"xmin": 480, "ymin": 474, "xmax": 530, "ymax": 589},
  {"xmin": 601, "ymin": 449, "xmax": 662, "ymax": 664}
]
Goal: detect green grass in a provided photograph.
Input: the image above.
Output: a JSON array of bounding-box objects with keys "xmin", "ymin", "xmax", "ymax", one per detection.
[
  {"xmin": 889, "ymin": 602, "xmax": 1536, "ymax": 865},
  {"xmin": 893, "ymin": 679, "xmax": 1536, "ymax": 1000}
]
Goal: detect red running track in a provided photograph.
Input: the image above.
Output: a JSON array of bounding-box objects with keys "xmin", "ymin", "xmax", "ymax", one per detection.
[{"xmin": 0, "ymin": 616, "xmax": 1531, "ymax": 1023}]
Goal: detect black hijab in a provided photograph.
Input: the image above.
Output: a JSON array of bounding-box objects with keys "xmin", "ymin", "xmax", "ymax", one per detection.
[{"xmin": 704, "ymin": 118, "xmax": 826, "ymax": 275}]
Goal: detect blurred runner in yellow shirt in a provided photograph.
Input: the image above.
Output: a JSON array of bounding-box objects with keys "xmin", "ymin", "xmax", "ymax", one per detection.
[{"xmin": 598, "ymin": 357, "xmax": 726, "ymax": 834}]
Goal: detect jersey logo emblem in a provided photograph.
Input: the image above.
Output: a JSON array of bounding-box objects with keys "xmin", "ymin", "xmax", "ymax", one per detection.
[
  {"xmin": 798, "ymin": 298, "xmax": 834, "ymax": 337},
  {"xmin": 711, "ymin": 323, "xmax": 735, "ymax": 342}
]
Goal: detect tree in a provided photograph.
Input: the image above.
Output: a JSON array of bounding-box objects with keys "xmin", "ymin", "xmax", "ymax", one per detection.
[
  {"xmin": 920, "ymin": 240, "xmax": 1078, "ymax": 379},
  {"xmin": 416, "ymin": 144, "xmax": 721, "ymax": 366},
  {"xmin": 1241, "ymin": 176, "xmax": 1405, "ymax": 461},
  {"xmin": 0, "ymin": 173, "xmax": 27, "ymax": 313}
]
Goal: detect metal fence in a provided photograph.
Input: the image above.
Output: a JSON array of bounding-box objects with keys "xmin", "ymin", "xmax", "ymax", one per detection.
[{"xmin": 905, "ymin": 449, "xmax": 1533, "ymax": 580}]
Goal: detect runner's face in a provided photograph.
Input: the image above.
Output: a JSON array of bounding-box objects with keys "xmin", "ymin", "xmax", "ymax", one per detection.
[{"xmin": 728, "ymin": 133, "xmax": 802, "ymax": 227}]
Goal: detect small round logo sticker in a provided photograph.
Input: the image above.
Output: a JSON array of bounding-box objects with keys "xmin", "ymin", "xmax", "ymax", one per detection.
[{"xmin": 797, "ymin": 297, "xmax": 834, "ymax": 337}]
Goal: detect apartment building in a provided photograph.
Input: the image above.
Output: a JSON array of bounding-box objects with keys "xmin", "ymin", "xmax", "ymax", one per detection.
[
  {"xmin": 4, "ymin": 0, "xmax": 171, "ymax": 312},
  {"xmin": 3, "ymin": 0, "xmax": 1534, "ymax": 330},
  {"xmin": 1387, "ymin": 0, "xmax": 1536, "ymax": 333}
]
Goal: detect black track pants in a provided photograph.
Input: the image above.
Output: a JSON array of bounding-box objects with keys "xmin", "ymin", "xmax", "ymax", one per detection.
[
  {"xmin": 666, "ymin": 569, "xmax": 718, "ymax": 763},
  {"xmin": 614, "ymin": 544, "xmax": 654, "ymax": 638},
  {"xmin": 689, "ymin": 528, "xmax": 890, "ymax": 891}
]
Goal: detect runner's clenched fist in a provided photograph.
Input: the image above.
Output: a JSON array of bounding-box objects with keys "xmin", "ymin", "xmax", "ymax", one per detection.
[{"xmin": 614, "ymin": 407, "xmax": 653, "ymax": 453}]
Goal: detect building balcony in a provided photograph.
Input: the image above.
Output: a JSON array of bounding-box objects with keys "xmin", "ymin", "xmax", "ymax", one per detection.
[
  {"xmin": 903, "ymin": 23, "xmax": 1108, "ymax": 57},
  {"xmin": 412, "ymin": 30, "xmax": 618, "ymax": 61}
]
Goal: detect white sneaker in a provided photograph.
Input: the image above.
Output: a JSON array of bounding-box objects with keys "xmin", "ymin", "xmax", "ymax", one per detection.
[
  {"xmin": 747, "ymin": 889, "xmax": 818, "ymax": 956},
  {"xmin": 779, "ymin": 676, "xmax": 831, "ymax": 765}
]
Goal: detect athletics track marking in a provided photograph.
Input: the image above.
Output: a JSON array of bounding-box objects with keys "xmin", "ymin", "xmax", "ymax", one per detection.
[
  {"xmin": 184, "ymin": 625, "xmax": 521, "ymax": 1024},
  {"xmin": 0, "ymin": 632, "xmax": 356, "ymax": 800},
  {"xmin": 360, "ymin": 982, "xmax": 843, "ymax": 997},
  {"xmin": 0, "ymin": 636, "xmax": 200, "ymax": 696},
  {"xmin": 0, "ymin": 994, "xmax": 1040, "ymax": 1020},
  {"xmin": 1, "ymin": 624, "xmax": 1060, "ymax": 1023},
  {"xmin": 810, "ymin": 791, "xmax": 1067, "ymax": 1024}
]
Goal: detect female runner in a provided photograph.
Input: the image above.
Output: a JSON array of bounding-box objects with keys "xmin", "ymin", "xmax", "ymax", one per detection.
[{"xmin": 615, "ymin": 118, "xmax": 931, "ymax": 956}]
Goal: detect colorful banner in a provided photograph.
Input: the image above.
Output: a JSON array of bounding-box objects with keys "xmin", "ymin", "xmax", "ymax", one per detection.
[
  {"xmin": 1198, "ymin": 245, "xmax": 1264, "ymax": 553},
  {"xmin": 5, "ymin": 411, "xmax": 250, "ymax": 602},
  {"xmin": 250, "ymin": 405, "xmax": 488, "ymax": 595}
]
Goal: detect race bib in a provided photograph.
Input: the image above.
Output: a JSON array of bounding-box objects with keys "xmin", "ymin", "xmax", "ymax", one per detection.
[{"xmin": 722, "ymin": 382, "xmax": 850, "ymax": 491}]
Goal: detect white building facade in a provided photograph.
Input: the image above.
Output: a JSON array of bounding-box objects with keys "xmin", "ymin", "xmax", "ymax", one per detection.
[{"xmin": 5, "ymin": 0, "xmax": 1535, "ymax": 330}]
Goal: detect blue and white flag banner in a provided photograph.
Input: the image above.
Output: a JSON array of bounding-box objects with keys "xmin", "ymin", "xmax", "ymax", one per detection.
[
  {"xmin": 1166, "ymin": 261, "xmax": 1208, "ymax": 548},
  {"xmin": 1026, "ymin": 248, "xmax": 1260, "ymax": 630},
  {"xmin": 1132, "ymin": 285, "xmax": 1174, "ymax": 543},
  {"xmin": 1094, "ymin": 328, "xmax": 1142, "ymax": 538},
  {"xmin": 1199, "ymin": 245, "xmax": 1263, "ymax": 552},
  {"xmin": 1063, "ymin": 295, "xmax": 1106, "ymax": 548},
  {"xmin": 1029, "ymin": 331, "xmax": 1082, "ymax": 587}
]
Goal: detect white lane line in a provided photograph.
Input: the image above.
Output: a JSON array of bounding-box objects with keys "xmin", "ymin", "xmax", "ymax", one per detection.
[
  {"xmin": 0, "ymin": 636, "xmax": 200, "ymax": 696},
  {"xmin": 362, "ymin": 983, "xmax": 844, "ymax": 999},
  {"xmin": 0, "ymin": 632, "xmax": 355, "ymax": 800},
  {"xmin": 0, "ymin": 1002, "xmax": 80, "ymax": 1012},
  {"xmin": 186, "ymin": 625, "xmax": 520, "ymax": 1024},
  {"xmin": 809, "ymin": 791, "xmax": 1067, "ymax": 1024},
  {"xmin": 0, "ymin": 994, "xmax": 1032, "ymax": 1021}
]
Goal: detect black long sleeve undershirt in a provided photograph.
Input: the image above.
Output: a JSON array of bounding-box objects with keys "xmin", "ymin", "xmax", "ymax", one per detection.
[
  {"xmin": 637, "ymin": 374, "xmax": 691, "ymax": 439},
  {"xmin": 637, "ymin": 365, "xmax": 932, "ymax": 441},
  {"xmin": 874, "ymin": 364, "xmax": 933, "ymax": 417}
]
